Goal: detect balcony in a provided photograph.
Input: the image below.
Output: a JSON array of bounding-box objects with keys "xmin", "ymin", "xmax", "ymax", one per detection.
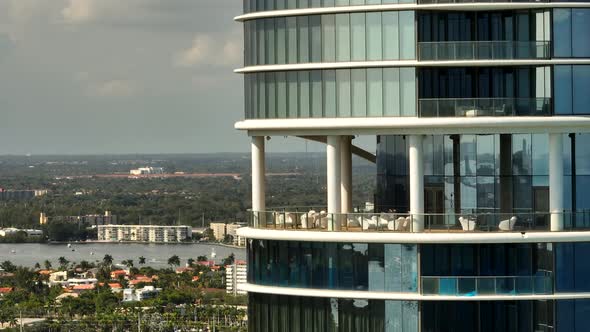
[
  {"xmin": 418, "ymin": 0, "xmax": 547, "ymax": 4},
  {"xmin": 418, "ymin": 97, "xmax": 551, "ymax": 117},
  {"xmin": 421, "ymin": 274, "xmax": 553, "ymax": 296},
  {"xmin": 249, "ymin": 210, "xmax": 590, "ymax": 233},
  {"xmin": 418, "ymin": 41, "xmax": 551, "ymax": 61}
]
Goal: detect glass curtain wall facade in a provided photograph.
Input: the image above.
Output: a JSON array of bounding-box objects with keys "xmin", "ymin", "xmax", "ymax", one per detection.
[
  {"xmin": 418, "ymin": 10, "xmax": 551, "ymax": 60},
  {"xmin": 244, "ymin": 68, "xmax": 416, "ymax": 119},
  {"xmin": 238, "ymin": 0, "xmax": 590, "ymax": 331},
  {"xmin": 244, "ymin": 12, "xmax": 415, "ymax": 66}
]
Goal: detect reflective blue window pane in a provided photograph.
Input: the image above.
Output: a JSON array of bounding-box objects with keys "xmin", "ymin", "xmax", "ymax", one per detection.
[
  {"xmin": 573, "ymin": 9, "xmax": 590, "ymax": 57},
  {"xmin": 512, "ymin": 134, "xmax": 532, "ymax": 175},
  {"xmin": 554, "ymin": 65, "xmax": 573, "ymax": 115},
  {"xmin": 553, "ymin": 9, "xmax": 572, "ymax": 57},
  {"xmin": 532, "ymin": 134, "xmax": 548, "ymax": 176},
  {"xmin": 575, "ymin": 134, "xmax": 590, "ymax": 175},
  {"xmin": 573, "ymin": 66, "xmax": 590, "ymax": 114}
]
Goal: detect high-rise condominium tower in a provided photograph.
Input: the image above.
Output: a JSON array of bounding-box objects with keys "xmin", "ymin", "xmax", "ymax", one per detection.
[{"xmin": 235, "ymin": 1, "xmax": 590, "ymax": 331}]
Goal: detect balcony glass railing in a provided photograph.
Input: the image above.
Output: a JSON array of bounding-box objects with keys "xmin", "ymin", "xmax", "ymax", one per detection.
[
  {"xmin": 248, "ymin": 210, "xmax": 590, "ymax": 232},
  {"xmin": 421, "ymin": 274, "xmax": 553, "ymax": 296},
  {"xmin": 418, "ymin": 98, "xmax": 551, "ymax": 117},
  {"xmin": 418, "ymin": 41, "xmax": 550, "ymax": 61}
]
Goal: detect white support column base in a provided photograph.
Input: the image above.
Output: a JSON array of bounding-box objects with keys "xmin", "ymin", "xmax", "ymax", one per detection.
[
  {"xmin": 341, "ymin": 136, "xmax": 353, "ymax": 214},
  {"xmin": 252, "ymin": 136, "xmax": 266, "ymax": 226},
  {"xmin": 327, "ymin": 136, "xmax": 342, "ymax": 231},
  {"xmin": 549, "ymin": 133, "xmax": 564, "ymax": 231},
  {"xmin": 409, "ymin": 135, "xmax": 424, "ymax": 232}
]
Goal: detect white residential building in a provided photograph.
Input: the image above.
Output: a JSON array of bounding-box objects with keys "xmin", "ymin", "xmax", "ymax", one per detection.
[
  {"xmin": 0, "ymin": 228, "xmax": 43, "ymax": 238},
  {"xmin": 226, "ymin": 261, "xmax": 247, "ymax": 296},
  {"xmin": 123, "ymin": 286, "xmax": 162, "ymax": 302},
  {"xmin": 97, "ymin": 225, "xmax": 191, "ymax": 243},
  {"xmin": 130, "ymin": 167, "xmax": 165, "ymax": 175}
]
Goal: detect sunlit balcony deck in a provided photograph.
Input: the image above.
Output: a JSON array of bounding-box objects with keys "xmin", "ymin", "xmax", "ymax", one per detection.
[{"xmin": 249, "ymin": 209, "xmax": 590, "ymax": 233}]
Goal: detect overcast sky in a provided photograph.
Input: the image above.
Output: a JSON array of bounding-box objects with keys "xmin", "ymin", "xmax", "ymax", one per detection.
[{"xmin": 0, "ymin": 0, "xmax": 255, "ymax": 155}]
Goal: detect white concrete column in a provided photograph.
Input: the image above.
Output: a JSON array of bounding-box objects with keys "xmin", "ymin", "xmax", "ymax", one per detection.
[
  {"xmin": 327, "ymin": 136, "xmax": 342, "ymax": 231},
  {"xmin": 409, "ymin": 135, "xmax": 424, "ymax": 232},
  {"xmin": 252, "ymin": 136, "xmax": 266, "ymax": 226},
  {"xmin": 549, "ymin": 133, "xmax": 564, "ymax": 231},
  {"xmin": 341, "ymin": 136, "xmax": 353, "ymax": 214}
]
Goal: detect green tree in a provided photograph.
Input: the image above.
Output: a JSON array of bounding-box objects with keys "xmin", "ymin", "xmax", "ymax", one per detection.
[
  {"xmin": 197, "ymin": 255, "xmax": 208, "ymax": 262},
  {"xmin": 138, "ymin": 256, "xmax": 146, "ymax": 265},
  {"xmin": 202, "ymin": 228, "xmax": 215, "ymax": 241},
  {"xmin": 102, "ymin": 254, "xmax": 113, "ymax": 267},
  {"xmin": 0, "ymin": 260, "xmax": 16, "ymax": 272},
  {"xmin": 187, "ymin": 258, "xmax": 195, "ymax": 267},
  {"xmin": 222, "ymin": 253, "xmax": 235, "ymax": 266},
  {"xmin": 167, "ymin": 255, "xmax": 180, "ymax": 269},
  {"xmin": 33, "ymin": 262, "xmax": 41, "ymax": 270},
  {"xmin": 43, "ymin": 260, "xmax": 52, "ymax": 270},
  {"xmin": 121, "ymin": 259, "xmax": 134, "ymax": 268},
  {"xmin": 57, "ymin": 257, "xmax": 69, "ymax": 270}
]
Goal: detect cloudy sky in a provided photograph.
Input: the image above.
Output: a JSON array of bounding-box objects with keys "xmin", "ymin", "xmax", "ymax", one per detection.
[{"xmin": 0, "ymin": 0, "xmax": 254, "ymax": 155}]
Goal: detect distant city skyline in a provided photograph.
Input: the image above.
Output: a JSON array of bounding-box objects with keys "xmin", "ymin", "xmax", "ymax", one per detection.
[{"xmin": 0, "ymin": 0, "xmax": 256, "ymax": 155}]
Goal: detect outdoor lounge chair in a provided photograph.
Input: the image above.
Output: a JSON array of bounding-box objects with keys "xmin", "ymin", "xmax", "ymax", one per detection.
[
  {"xmin": 498, "ymin": 216, "xmax": 517, "ymax": 231},
  {"xmin": 458, "ymin": 217, "xmax": 476, "ymax": 231}
]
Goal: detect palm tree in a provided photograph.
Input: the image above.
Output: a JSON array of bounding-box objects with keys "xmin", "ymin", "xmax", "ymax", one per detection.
[
  {"xmin": 121, "ymin": 259, "xmax": 134, "ymax": 268},
  {"xmin": 34, "ymin": 262, "xmax": 41, "ymax": 270},
  {"xmin": 58, "ymin": 257, "xmax": 69, "ymax": 270},
  {"xmin": 187, "ymin": 258, "xmax": 195, "ymax": 267},
  {"xmin": 43, "ymin": 260, "xmax": 52, "ymax": 270},
  {"xmin": 197, "ymin": 255, "xmax": 208, "ymax": 262},
  {"xmin": 102, "ymin": 254, "xmax": 113, "ymax": 267},
  {"xmin": 138, "ymin": 256, "xmax": 146, "ymax": 265},
  {"xmin": 167, "ymin": 255, "xmax": 180, "ymax": 269}
]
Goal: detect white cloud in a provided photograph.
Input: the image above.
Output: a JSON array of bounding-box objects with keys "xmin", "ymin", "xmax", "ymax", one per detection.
[
  {"xmin": 173, "ymin": 32, "xmax": 241, "ymax": 68},
  {"xmin": 62, "ymin": 0, "xmax": 95, "ymax": 23},
  {"xmin": 91, "ymin": 79, "xmax": 139, "ymax": 98},
  {"xmin": 173, "ymin": 35, "xmax": 212, "ymax": 67}
]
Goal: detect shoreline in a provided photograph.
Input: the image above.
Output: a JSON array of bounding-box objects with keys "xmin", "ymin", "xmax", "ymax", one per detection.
[{"xmin": 9, "ymin": 241, "xmax": 246, "ymax": 249}]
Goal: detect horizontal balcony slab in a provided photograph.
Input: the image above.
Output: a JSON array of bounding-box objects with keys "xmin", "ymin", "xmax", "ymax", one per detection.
[
  {"xmin": 241, "ymin": 283, "xmax": 590, "ymax": 301},
  {"xmin": 235, "ymin": 116, "xmax": 590, "ymax": 136},
  {"xmin": 237, "ymin": 227, "xmax": 590, "ymax": 243},
  {"xmin": 236, "ymin": 3, "xmax": 590, "ymax": 21},
  {"xmin": 235, "ymin": 59, "xmax": 590, "ymax": 73}
]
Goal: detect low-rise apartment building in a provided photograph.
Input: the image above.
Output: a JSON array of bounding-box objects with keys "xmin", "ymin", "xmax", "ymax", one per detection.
[
  {"xmin": 225, "ymin": 260, "xmax": 247, "ymax": 296},
  {"xmin": 97, "ymin": 225, "xmax": 191, "ymax": 243}
]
